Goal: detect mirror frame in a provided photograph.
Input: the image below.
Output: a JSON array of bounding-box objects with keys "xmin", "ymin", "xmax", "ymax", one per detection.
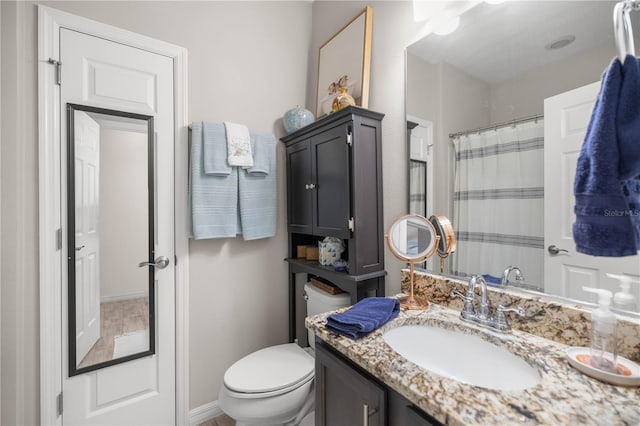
[
  {"xmin": 66, "ymin": 103, "xmax": 156, "ymax": 376},
  {"xmin": 386, "ymin": 214, "xmax": 439, "ymax": 263},
  {"xmin": 429, "ymin": 215, "xmax": 456, "ymax": 258}
]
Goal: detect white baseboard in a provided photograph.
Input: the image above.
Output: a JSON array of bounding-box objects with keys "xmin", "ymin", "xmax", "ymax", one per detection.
[{"xmin": 189, "ymin": 400, "xmax": 224, "ymax": 426}]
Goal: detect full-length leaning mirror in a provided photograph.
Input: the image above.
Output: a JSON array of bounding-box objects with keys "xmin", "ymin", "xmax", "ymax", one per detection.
[
  {"xmin": 406, "ymin": 1, "xmax": 640, "ymax": 314},
  {"xmin": 67, "ymin": 103, "xmax": 155, "ymax": 376}
]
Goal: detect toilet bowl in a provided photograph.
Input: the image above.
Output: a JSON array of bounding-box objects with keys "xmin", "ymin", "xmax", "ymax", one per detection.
[{"xmin": 218, "ymin": 282, "xmax": 350, "ymax": 426}]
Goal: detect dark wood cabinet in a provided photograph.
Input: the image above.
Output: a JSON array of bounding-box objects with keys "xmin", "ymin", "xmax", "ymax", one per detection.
[
  {"xmin": 281, "ymin": 106, "xmax": 386, "ymax": 341},
  {"xmin": 285, "ymin": 124, "xmax": 351, "ymax": 238},
  {"xmin": 286, "ymin": 141, "xmax": 313, "ymax": 234},
  {"xmin": 316, "ymin": 340, "xmax": 386, "ymax": 426},
  {"xmin": 316, "ymin": 340, "xmax": 444, "ymax": 426}
]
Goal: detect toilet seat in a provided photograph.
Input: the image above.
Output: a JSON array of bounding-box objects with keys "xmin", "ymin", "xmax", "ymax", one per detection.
[{"xmin": 223, "ymin": 343, "xmax": 314, "ymax": 399}]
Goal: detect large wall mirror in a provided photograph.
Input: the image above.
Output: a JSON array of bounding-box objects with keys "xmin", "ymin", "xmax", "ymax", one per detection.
[
  {"xmin": 67, "ymin": 103, "xmax": 155, "ymax": 375},
  {"xmin": 406, "ymin": 1, "xmax": 640, "ymax": 315}
]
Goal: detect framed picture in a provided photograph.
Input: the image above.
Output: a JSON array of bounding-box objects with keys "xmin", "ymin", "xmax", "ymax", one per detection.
[{"xmin": 316, "ymin": 6, "xmax": 373, "ymax": 118}]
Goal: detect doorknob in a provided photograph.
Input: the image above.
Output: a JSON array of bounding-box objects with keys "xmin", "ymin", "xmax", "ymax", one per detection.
[
  {"xmin": 75, "ymin": 245, "xmax": 85, "ymax": 251},
  {"xmin": 548, "ymin": 245, "xmax": 569, "ymax": 255},
  {"xmin": 138, "ymin": 256, "xmax": 170, "ymax": 269}
]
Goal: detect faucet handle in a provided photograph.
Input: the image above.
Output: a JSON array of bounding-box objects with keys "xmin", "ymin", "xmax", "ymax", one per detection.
[
  {"xmin": 450, "ymin": 290, "xmax": 472, "ymax": 302},
  {"xmin": 450, "ymin": 290, "xmax": 475, "ymax": 316},
  {"xmin": 494, "ymin": 305, "xmax": 525, "ymax": 330},
  {"xmin": 496, "ymin": 305, "xmax": 525, "ymax": 316}
]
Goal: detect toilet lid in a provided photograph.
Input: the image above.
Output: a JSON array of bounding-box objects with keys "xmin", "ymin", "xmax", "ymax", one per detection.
[{"xmin": 224, "ymin": 343, "xmax": 314, "ymax": 394}]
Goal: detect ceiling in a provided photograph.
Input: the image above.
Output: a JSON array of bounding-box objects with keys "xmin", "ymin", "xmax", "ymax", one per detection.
[{"xmin": 407, "ymin": 1, "xmax": 632, "ymax": 85}]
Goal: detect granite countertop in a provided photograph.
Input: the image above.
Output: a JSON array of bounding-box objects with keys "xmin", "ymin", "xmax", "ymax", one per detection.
[{"xmin": 306, "ymin": 303, "xmax": 640, "ymax": 426}]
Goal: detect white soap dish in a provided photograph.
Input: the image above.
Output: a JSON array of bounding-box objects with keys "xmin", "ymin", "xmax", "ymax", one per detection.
[{"xmin": 566, "ymin": 347, "xmax": 640, "ymax": 386}]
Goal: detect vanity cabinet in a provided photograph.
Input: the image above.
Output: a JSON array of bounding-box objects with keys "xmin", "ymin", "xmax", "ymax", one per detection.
[
  {"xmin": 316, "ymin": 339, "xmax": 386, "ymax": 426},
  {"xmin": 281, "ymin": 106, "xmax": 386, "ymax": 341},
  {"xmin": 315, "ymin": 339, "xmax": 443, "ymax": 426}
]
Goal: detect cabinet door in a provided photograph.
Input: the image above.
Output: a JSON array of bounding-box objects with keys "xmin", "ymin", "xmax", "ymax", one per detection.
[
  {"xmin": 311, "ymin": 124, "xmax": 351, "ymax": 238},
  {"xmin": 316, "ymin": 342, "xmax": 386, "ymax": 426},
  {"xmin": 286, "ymin": 140, "xmax": 313, "ymax": 234}
]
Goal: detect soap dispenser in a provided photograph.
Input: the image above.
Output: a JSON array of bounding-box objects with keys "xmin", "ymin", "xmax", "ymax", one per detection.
[
  {"xmin": 582, "ymin": 286, "xmax": 617, "ymax": 373},
  {"xmin": 606, "ymin": 273, "xmax": 637, "ymax": 310}
]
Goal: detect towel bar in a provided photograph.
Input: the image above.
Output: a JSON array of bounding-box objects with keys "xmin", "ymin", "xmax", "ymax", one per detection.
[{"xmin": 614, "ymin": 1, "xmax": 640, "ymax": 63}]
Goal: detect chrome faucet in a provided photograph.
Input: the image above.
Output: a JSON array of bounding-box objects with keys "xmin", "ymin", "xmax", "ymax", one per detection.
[
  {"xmin": 470, "ymin": 275, "xmax": 490, "ymax": 319},
  {"xmin": 451, "ymin": 274, "xmax": 525, "ymax": 332},
  {"xmin": 500, "ymin": 266, "xmax": 524, "ymax": 288}
]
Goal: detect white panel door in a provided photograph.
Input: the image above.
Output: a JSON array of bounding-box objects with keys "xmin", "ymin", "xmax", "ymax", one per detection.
[
  {"xmin": 74, "ymin": 111, "xmax": 101, "ymax": 363},
  {"xmin": 61, "ymin": 28, "xmax": 176, "ymax": 425},
  {"xmin": 544, "ymin": 83, "xmax": 640, "ymax": 309}
]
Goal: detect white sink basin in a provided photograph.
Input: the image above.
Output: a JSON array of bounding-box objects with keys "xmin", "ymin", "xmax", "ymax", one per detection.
[{"xmin": 382, "ymin": 325, "xmax": 541, "ymax": 390}]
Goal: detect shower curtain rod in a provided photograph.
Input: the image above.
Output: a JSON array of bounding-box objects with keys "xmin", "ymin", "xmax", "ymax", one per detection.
[
  {"xmin": 448, "ymin": 113, "xmax": 544, "ymax": 139},
  {"xmin": 614, "ymin": 1, "xmax": 640, "ymax": 63}
]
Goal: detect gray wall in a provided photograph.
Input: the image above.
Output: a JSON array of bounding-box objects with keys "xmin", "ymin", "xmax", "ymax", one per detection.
[
  {"xmin": 1, "ymin": 0, "xmax": 425, "ymax": 423},
  {"xmin": 99, "ymin": 127, "xmax": 149, "ymax": 299}
]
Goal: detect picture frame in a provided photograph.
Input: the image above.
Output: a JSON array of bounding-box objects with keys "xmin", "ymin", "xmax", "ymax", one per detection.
[{"xmin": 316, "ymin": 6, "xmax": 373, "ymax": 118}]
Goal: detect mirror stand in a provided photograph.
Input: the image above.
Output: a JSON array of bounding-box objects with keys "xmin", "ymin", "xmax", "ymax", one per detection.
[
  {"xmin": 437, "ymin": 253, "xmax": 451, "ymax": 274},
  {"xmin": 400, "ymin": 262, "xmax": 431, "ymax": 310}
]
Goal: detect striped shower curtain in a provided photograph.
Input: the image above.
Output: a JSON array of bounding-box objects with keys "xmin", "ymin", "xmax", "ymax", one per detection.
[{"xmin": 451, "ymin": 119, "xmax": 544, "ymax": 286}]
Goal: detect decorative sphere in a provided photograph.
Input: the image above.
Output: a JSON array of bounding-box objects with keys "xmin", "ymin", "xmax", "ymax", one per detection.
[{"xmin": 284, "ymin": 106, "xmax": 314, "ymax": 134}]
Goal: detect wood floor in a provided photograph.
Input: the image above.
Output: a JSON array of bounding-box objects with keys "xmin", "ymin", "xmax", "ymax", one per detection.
[
  {"xmin": 78, "ymin": 297, "xmax": 149, "ymax": 368},
  {"xmin": 198, "ymin": 413, "xmax": 235, "ymax": 426}
]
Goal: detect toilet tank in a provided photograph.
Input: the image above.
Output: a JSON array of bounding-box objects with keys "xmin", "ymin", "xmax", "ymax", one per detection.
[{"xmin": 304, "ymin": 282, "xmax": 350, "ymax": 349}]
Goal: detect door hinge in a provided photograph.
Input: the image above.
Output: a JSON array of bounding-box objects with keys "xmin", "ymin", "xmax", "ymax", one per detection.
[
  {"xmin": 348, "ymin": 217, "xmax": 355, "ymax": 232},
  {"xmin": 56, "ymin": 228, "xmax": 62, "ymax": 251},
  {"xmin": 346, "ymin": 130, "xmax": 353, "ymax": 146},
  {"xmin": 56, "ymin": 392, "xmax": 63, "ymax": 416},
  {"xmin": 175, "ymin": 255, "xmax": 178, "ymax": 266},
  {"xmin": 48, "ymin": 58, "xmax": 62, "ymax": 85}
]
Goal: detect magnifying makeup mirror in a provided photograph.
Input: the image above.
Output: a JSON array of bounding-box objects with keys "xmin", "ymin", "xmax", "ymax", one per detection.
[
  {"xmin": 386, "ymin": 214, "xmax": 440, "ymax": 310},
  {"xmin": 429, "ymin": 215, "xmax": 457, "ymax": 274}
]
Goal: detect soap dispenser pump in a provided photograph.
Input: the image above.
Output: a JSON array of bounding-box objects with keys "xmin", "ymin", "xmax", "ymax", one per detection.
[
  {"xmin": 606, "ymin": 273, "xmax": 637, "ymax": 309},
  {"xmin": 582, "ymin": 286, "xmax": 617, "ymax": 373}
]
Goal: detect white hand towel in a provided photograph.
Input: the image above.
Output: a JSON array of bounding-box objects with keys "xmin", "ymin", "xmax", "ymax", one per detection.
[{"xmin": 224, "ymin": 122, "xmax": 253, "ymax": 168}]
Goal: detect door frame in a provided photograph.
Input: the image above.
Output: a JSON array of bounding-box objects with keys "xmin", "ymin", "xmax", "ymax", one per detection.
[{"xmin": 38, "ymin": 6, "xmax": 189, "ymax": 425}]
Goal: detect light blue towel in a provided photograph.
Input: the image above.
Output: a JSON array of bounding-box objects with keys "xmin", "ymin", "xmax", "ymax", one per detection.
[
  {"xmin": 190, "ymin": 122, "xmax": 239, "ymax": 239},
  {"xmin": 202, "ymin": 122, "xmax": 232, "ymax": 176},
  {"xmin": 238, "ymin": 130, "xmax": 277, "ymax": 240},
  {"xmin": 247, "ymin": 130, "xmax": 272, "ymax": 176}
]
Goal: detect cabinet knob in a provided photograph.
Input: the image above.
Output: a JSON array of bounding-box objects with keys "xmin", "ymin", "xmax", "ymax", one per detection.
[{"xmin": 305, "ymin": 183, "xmax": 316, "ymax": 190}]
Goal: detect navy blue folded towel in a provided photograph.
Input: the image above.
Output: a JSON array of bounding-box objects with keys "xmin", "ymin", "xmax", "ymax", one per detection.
[
  {"xmin": 573, "ymin": 55, "xmax": 640, "ymax": 256},
  {"xmin": 326, "ymin": 297, "xmax": 400, "ymax": 339}
]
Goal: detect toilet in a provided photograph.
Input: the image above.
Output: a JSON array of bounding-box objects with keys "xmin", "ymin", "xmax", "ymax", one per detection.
[{"xmin": 218, "ymin": 282, "xmax": 350, "ymax": 426}]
